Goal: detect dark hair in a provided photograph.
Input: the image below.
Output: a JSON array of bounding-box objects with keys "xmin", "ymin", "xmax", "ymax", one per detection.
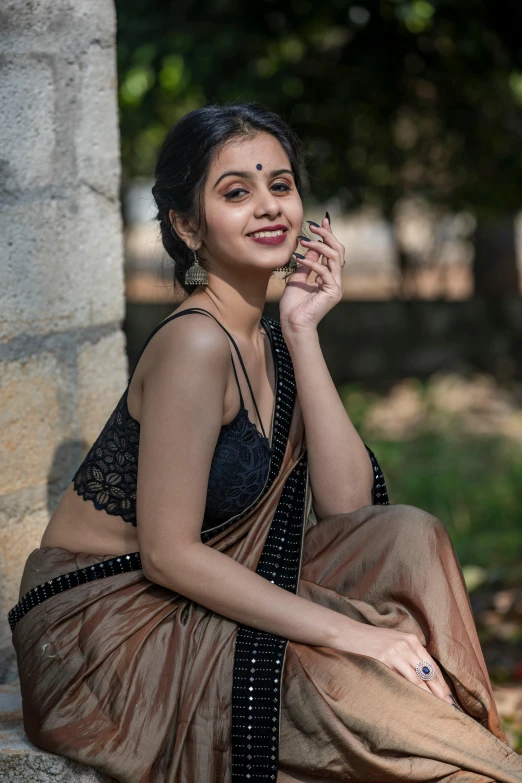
[{"xmin": 151, "ymin": 102, "xmax": 307, "ymax": 295}]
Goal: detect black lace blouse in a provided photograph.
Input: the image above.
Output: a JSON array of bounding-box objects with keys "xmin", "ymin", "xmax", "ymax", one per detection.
[{"xmin": 72, "ymin": 308, "xmax": 389, "ymax": 539}]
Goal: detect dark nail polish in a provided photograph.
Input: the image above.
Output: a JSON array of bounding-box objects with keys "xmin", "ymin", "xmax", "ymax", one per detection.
[
  {"xmin": 293, "ymin": 252, "xmax": 306, "ymax": 259},
  {"xmin": 449, "ymin": 693, "xmax": 464, "ymax": 712},
  {"xmin": 297, "ymin": 235, "xmax": 309, "ymax": 241},
  {"xmin": 325, "ymin": 211, "xmax": 331, "ymax": 224},
  {"xmin": 306, "ymin": 220, "xmax": 320, "ymax": 227}
]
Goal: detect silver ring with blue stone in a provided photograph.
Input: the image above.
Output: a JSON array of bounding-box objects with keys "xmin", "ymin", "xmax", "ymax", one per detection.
[{"xmin": 415, "ymin": 660, "xmax": 435, "ymax": 681}]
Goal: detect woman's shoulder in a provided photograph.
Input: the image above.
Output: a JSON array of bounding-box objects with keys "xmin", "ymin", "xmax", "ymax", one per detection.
[{"xmin": 135, "ymin": 308, "xmax": 232, "ymax": 384}]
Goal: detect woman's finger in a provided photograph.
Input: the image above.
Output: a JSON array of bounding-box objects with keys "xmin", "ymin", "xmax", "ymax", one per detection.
[
  {"xmin": 392, "ymin": 659, "xmax": 432, "ymax": 693},
  {"xmin": 296, "ymin": 243, "xmax": 322, "ymax": 265},
  {"xmin": 293, "ymin": 253, "xmax": 337, "ymax": 285},
  {"xmin": 297, "ymin": 239, "xmax": 341, "ymax": 270},
  {"xmin": 298, "ymin": 241, "xmax": 343, "ymax": 281},
  {"xmin": 286, "ymin": 259, "xmax": 315, "ymax": 284},
  {"xmin": 407, "ymin": 653, "xmax": 455, "ymax": 705},
  {"xmin": 299, "ymin": 236, "xmax": 341, "ymax": 261},
  {"xmin": 306, "ymin": 221, "xmax": 345, "ymax": 258},
  {"xmin": 394, "ymin": 659, "xmax": 455, "ymax": 707}
]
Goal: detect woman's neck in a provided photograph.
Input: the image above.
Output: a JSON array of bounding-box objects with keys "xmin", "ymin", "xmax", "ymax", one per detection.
[{"xmin": 191, "ymin": 279, "xmax": 269, "ymax": 341}]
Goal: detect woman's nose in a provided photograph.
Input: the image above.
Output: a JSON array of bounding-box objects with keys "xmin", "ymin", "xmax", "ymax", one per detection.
[{"xmin": 255, "ymin": 192, "xmax": 281, "ymax": 217}]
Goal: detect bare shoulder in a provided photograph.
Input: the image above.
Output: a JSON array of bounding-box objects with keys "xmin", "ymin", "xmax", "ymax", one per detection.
[
  {"xmin": 132, "ymin": 306, "xmax": 229, "ymax": 382},
  {"xmin": 146, "ymin": 309, "xmax": 230, "ymax": 374}
]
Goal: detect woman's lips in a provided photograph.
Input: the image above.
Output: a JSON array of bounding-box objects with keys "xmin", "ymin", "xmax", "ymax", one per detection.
[{"xmin": 248, "ymin": 232, "xmax": 288, "ymax": 245}]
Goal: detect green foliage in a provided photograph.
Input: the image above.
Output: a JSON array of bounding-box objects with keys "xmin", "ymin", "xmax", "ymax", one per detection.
[
  {"xmin": 371, "ymin": 432, "xmax": 522, "ymax": 573},
  {"xmin": 115, "ymin": 0, "xmax": 522, "ymax": 216},
  {"xmin": 339, "ymin": 380, "xmax": 522, "ymax": 578}
]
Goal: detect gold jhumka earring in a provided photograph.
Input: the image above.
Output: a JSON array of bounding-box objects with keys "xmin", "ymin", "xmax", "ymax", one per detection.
[
  {"xmin": 184, "ymin": 247, "xmax": 208, "ymax": 286},
  {"xmin": 274, "ymin": 257, "xmax": 298, "ymax": 273}
]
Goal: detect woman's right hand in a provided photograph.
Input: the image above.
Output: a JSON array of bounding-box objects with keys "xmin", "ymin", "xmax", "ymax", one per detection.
[{"xmin": 337, "ymin": 621, "xmax": 460, "ymax": 710}]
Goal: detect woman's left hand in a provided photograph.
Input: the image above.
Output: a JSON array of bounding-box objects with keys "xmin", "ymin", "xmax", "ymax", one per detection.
[{"xmin": 279, "ymin": 215, "xmax": 344, "ymax": 334}]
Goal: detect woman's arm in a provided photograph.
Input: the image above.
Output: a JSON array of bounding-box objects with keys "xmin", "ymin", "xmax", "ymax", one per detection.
[
  {"xmin": 278, "ymin": 216, "xmax": 380, "ymax": 519},
  {"xmin": 135, "ymin": 311, "xmax": 449, "ymax": 705},
  {"xmin": 135, "ymin": 313, "xmax": 359, "ymax": 649},
  {"xmin": 284, "ymin": 327, "xmax": 374, "ymax": 520},
  {"xmin": 147, "ymin": 540, "xmax": 356, "ymax": 648}
]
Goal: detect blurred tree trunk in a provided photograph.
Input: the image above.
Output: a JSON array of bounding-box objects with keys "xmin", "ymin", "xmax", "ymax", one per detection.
[{"xmin": 473, "ymin": 215, "xmax": 520, "ymax": 297}]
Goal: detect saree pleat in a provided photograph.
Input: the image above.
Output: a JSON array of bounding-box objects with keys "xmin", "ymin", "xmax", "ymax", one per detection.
[
  {"xmin": 278, "ymin": 504, "xmax": 522, "ymax": 782},
  {"xmin": 9, "ymin": 316, "xmax": 522, "ymax": 782}
]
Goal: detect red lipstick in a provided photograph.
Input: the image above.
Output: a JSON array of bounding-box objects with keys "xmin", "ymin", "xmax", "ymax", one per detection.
[{"xmin": 248, "ymin": 224, "xmax": 288, "ymax": 246}]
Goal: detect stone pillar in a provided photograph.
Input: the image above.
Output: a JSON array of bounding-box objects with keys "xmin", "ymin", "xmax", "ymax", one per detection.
[{"xmin": 0, "ymin": 0, "xmax": 127, "ymax": 668}]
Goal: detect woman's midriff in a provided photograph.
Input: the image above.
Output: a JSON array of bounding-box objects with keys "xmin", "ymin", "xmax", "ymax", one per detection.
[
  {"xmin": 40, "ymin": 357, "xmax": 145, "ymax": 557},
  {"xmin": 40, "ymin": 483, "xmax": 141, "ymax": 556}
]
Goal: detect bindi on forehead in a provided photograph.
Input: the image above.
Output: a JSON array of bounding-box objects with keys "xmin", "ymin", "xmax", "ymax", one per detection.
[{"xmin": 256, "ymin": 163, "xmax": 263, "ymax": 170}]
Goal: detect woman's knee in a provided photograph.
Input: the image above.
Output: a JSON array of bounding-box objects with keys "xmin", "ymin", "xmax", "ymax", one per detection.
[{"xmin": 389, "ymin": 503, "xmax": 450, "ymax": 544}]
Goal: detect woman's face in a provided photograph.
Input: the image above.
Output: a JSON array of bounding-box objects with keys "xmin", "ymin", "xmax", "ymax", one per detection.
[{"xmin": 199, "ymin": 132, "xmax": 303, "ymax": 276}]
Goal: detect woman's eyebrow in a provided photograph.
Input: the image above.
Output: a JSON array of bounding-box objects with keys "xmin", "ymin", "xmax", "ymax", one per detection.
[{"xmin": 212, "ymin": 168, "xmax": 295, "ymax": 189}]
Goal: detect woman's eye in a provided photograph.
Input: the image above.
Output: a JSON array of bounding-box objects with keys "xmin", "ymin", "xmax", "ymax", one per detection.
[
  {"xmin": 223, "ymin": 182, "xmax": 291, "ymax": 200},
  {"xmin": 224, "ymin": 188, "xmax": 248, "ymax": 200}
]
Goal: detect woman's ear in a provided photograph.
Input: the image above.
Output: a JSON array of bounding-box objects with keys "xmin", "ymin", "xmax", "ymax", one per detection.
[{"xmin": 168, "ymin": 208, "xmax": 198, "ymax": 249}]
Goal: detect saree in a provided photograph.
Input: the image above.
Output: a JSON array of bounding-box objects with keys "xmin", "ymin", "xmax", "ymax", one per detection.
[{"xmin": 9, "ymin": 320, "xmax": 522, "ymax": 783}]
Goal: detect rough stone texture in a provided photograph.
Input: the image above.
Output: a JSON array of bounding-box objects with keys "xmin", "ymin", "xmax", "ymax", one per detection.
[
  {"xmin": 0, "ymin": 506, "xmax": 49, "ymax": 630},
  {"xmin": 0, "ymin": 354, "xmax": 69, "ymax": 496},
  {"xmin": 77, "ymin": 331, "xmax": 128, "ymax": 445},
  {"xmin": 0, "ymin": 681, "xmax": 114, "ymax": 780},
  {"xmin": 0, "ymin": 5, "xmax": 127, "ymax": 777},
  {"xmin": 1, "ymin": 189, "xmax": 125, "ymax": 343},
  {"xmin": 0, "ymin": 58, "xmax": 56, "ymax": 192},
  {"xmin": 77, "ymin": 44, "xmax": 121, "ymax": 200},
  {"xmin": 0, "ymin": 0, "xmax": 125, "ymax": 345}
]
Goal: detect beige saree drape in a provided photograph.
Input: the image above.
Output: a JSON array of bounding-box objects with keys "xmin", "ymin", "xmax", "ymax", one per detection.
[{"xmin": 9, "ymin": 325, "xmax": 522, "ymax": 782}]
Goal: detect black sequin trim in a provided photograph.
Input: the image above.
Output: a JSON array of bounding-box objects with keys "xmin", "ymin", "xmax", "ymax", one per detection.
[
  {"xmin": 8, "ymin": 552, "xmax": 143, "ymax": 633},
  {"xmin": 231, "ymin": 457, "xmax": 308, "ymax": 782},
  {"xmin": 230, "ymin": 324, "xmax": 303, "ymax": 782},
  {"xmin": 366, "ymin": 445, "xmax": 389, "ymax": 504}
]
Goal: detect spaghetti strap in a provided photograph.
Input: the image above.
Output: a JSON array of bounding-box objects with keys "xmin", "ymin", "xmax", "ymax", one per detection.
[
  {"xmin": 229, "ymin": 351, "xmax": 245, "ymax": 410},
  {"xmin": 129, "ymin": 306, "xmax": 267, "ymax": 439}
]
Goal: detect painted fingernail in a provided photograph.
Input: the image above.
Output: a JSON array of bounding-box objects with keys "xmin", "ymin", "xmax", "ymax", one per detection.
[
  {"xmin": 325, "ymin": 211, "xmax": 331, "ymax": 224},
  {"xmin": 306, "ymin": 220, "xmax": 320, "ymax": 227},
  {"xmin": 293, "ymin": 252, "xmax": 306, "ymax": 259},
  {"xmin": 297, "ymin": 235, "xmax": 310, "ymax": 241},
  {"xmin": 449, "ymin": 694, "xmax": 464, "ymax": 712}
]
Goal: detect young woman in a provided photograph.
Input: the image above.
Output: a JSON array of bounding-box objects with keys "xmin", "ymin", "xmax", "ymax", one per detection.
[{"xmin": 9, "ymin": 103, "xmax": 522, "ymax": 783}]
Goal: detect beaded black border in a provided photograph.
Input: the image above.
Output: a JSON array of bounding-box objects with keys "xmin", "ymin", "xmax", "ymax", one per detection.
[
  {"xmin": 231, "ymin": 456, "xmax": 307, "ymax": 782},
  {"xmin": 8, "ymin": 552, "xmax": 143, "ymax": 633},
  {"xmin": 366, "ymin": 445, "xmax": 389, "ymax": 505},
  {"xmin": 231, "ymin": 324, "xmax": 302, "ymax": 782}
]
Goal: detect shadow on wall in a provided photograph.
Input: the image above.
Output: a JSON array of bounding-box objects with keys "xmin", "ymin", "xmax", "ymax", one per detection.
[{"xmin": 46, "ymin": 439, "xmax": 89, "ymax": 519}]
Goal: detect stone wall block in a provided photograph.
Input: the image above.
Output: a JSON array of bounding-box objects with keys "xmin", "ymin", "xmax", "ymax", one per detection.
[
  {"xmin": 0, "ymin": 57, "xmax": 56, "ymax": 192},
  {"xmin": 1, "ymin": 188, "xmax": 125, "ymax": 342},
  {"xmin": 0, "ymin": 0, "xmax": 68, "ymax": 39},
  {"xmin": 77, "ymin": 330, "xmax": 128, "ymax": 445},
  {"xmin": 76, "ymin": 43, "xmax": 121, "ymax": 202},
  {"xmin": 0, "ymin": 506, "xmax": 49, "ymax": 626},
  {"xmin": 0, "ymin": 354, "xmax": 72, "ymax": 496},
  {"xmin": 0, "ymin": 0, "xmax": 126, "ymax": 740},
  {"xmin": 0, "ymin": 0, "xmax": 115, "ymax": 51}
]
